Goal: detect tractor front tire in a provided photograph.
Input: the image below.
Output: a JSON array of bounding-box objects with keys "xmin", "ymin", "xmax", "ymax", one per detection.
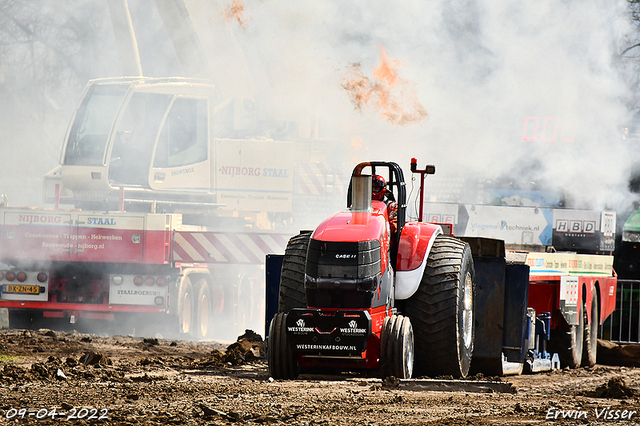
[
  {"xmin": 278, "ymin": 231, "xmax": 312, "ymax": 313},
  {"xmin": 582, "ymin": 292, "xmax": 599, "ymax": 367},
  {"xmin": 268, "ymin": 312, "xmax": 299, "ymax": 379},
  {"xmin": 404, "ymin": 235, "xmax": 475, "ymax": 378},
  {"xmin": 550, "ymin": 301, "xmax": 584, "ymax": 369},
  {"xmin": 380, "ymin": 315, "xmax": 414, "ymax": 379}
]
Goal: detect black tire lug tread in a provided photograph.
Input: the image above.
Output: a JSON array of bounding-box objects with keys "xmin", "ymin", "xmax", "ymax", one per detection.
[
  {"xmin": 379, "ymin": 317, "xmax": 391, "ymax": 378},
  {"xmin": 582, "ymin": 292, "xmax": 598, "ymax": 367},
  {"xmin": 404, "ymin": 235, "xmax": 475, "ymax": 378},
  {"xmin": 278, "ymin": 232, "xmax": 311, "ymax": 313},
  {"xmin": 550, "ymin": 300, "xmax": 584, "ymax": 369},
  {"xmin": 385, "ymin": 316, "xmax": 397, "ymax": 377},
  {"xmin": 395, "ymin": 316, "xmax": 409, "ymax": 378},
  {"xmin": 270, "ymin": 317, "xmax": 278, "ymax": 378},
  {"xmin": 268, "ymin": 312, "xmax": 300, "ymax": 379},
  {"xmin": 392, "ymin": 316, "xmax": 403, "ymax": 376}
]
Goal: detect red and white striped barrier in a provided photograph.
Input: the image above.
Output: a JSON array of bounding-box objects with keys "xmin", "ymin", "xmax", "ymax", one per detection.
[{"xmin": 173, "ymin": 231, "xmax": 291, "ymax": 264}]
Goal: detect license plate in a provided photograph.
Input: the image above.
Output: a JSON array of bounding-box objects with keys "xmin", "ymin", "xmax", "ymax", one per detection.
[{"xmin": 3, "ymin": 284, "xmax": 40, "ymax": 294}]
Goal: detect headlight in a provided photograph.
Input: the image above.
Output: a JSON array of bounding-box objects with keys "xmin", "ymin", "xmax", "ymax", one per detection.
[
  {"xmin": 356, "ymin": 274, "xmax": 380, "ymax": 291},
  {"xmin": 623, "ymin": 231, "xmax": 640, "ymax": 243}
]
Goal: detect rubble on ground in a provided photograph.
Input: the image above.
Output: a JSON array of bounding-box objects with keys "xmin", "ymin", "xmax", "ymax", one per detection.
[
  {"xmin": 195, "ymin": 329, "xmax": 265, "ymax": 367},
  {"xmin": 1, "ymin": 328, "xmax": 639, "ymax": 425}
]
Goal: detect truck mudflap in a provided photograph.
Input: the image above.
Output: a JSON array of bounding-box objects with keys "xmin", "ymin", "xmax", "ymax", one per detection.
[{"xmin": 285, "ymin": 309, "xmax": 372, "ymax": 356}]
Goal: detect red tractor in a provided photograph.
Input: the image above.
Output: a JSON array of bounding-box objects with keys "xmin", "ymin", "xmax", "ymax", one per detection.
[{"xmin": 268, "ymin": 160, "xmax": 475, "ymax": 379}]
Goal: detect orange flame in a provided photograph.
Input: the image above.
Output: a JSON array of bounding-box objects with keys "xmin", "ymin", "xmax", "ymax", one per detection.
[
  {"xmin": 342, "ymin": 48, "xmax": 428, "ymax": 125},
  {"xmin": 223, "ymin": 0, "xmax": 251, "ymax": 30},
  {"xmin": 372, "ymin": 49, "xmax": 401, "ymax": 88}
]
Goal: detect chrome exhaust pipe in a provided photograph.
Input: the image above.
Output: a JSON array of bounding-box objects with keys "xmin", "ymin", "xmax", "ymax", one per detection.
[{"xmin": 351, "ymin": 175, "xmax": 372, "ymax": 212}]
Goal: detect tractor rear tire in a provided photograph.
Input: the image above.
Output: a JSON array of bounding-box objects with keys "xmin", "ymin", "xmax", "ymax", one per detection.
[
  {"xmin": 380, "ymin": 315, "xmax": 414, "ymax": 379},
  {"xmin": 403, "ymin": 235, "xmax": 475, "ymax": 378},
  {"xmin": 550, "ymin": 301, "xmax": 584, "ymax": 369},
  {"xmin": 278, "ymin": 231, "xmax": 312, "ymax": 313},
  {"xmin": 581, "ymin": 292, "xmax": 599, "ymax": 367},
  {"xmin": 268, "ymin": 312, "xmax": 299, "ymax": 379}
]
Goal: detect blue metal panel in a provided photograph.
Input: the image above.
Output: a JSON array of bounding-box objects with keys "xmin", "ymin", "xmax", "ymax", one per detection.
[
  {"xmin": 469, "ymin": 258, "xmax": 506, "ymax": 376},
  {"xmin": 503, "ymin": 264, "xmax": 530, "ymax": 363},
  {"xmin": 462, "ymin": 236, "xmax": 531, "ymax": 375},
  {"xmin": 265, "ymin": 254, "xmax": 283, "ymax": 338}
]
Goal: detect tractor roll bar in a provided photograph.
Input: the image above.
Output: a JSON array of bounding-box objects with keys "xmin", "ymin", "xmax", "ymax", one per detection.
[{"xmin": 347, "ymin": 161, "xmax": 407, "ymax": 261}]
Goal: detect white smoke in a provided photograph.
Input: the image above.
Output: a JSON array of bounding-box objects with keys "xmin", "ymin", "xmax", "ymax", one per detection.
[
  {"xmin": 215, "ymin": 0, "xmax": 634, "ymax": 210},
  {"xmin": 1, "ymin": 0, "xmax": 634, "ymax": 211}
]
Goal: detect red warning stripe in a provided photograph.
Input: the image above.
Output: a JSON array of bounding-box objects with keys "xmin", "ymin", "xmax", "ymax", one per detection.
[{"xmin": 172, "ymin": 231, "xmax": 291, "ymax": 264}]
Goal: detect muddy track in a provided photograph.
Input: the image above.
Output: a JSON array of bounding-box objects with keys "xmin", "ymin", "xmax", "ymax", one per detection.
[{"xmin": 0, "ymin": 328, "xmax": 639, "ymax": 425}]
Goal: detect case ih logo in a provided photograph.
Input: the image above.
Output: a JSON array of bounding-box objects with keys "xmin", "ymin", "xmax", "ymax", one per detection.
[
  {"xmin": 556, "ymin": 220, "xmax": 596, "ymax": 234},
  {"xmin": 19, "ymin": 215, "xmax": 62, "ymax": 224},
  {"xmin": 336, "ymin": 254, "xmax": 356, "ymax": 259}
]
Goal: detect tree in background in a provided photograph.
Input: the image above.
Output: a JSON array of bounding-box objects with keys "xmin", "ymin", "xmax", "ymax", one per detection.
[
  {"xmin": 624, "ymin": 0, "xmax": 640, "ymax": 113},
  {"xmin": 0, "ymin": 1, "xmax": 119, "ymax": 118},
  {"xmin": 0, "ymin": 1, "xmax": 118, "ymax": 205}
]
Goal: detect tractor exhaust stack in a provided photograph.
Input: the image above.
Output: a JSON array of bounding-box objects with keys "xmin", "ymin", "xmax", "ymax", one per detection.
[{"xmin": 351, "ymin": 175, "xmax": 372, "ymax": 212}]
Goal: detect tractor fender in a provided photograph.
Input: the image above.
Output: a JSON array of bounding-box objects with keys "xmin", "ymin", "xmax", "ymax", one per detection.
[{"xmin": 395, "ymin": 222, "xmax": 443, "ymax": 300}]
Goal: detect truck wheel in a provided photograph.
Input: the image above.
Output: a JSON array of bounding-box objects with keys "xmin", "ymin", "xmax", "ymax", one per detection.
[
  {"xmin": 278, "ymin": 231, "xmax": 312, "ymax": 313},
  {"xmin": 178, "ymin": 277, "xmax": 195, "ymax": 337},
  {"xmin": 268, "ymin": 312, "xmax": 299, "ymax": 379},
  {"xmin": 551, "ymin": 301, "xmax": 584, "ymax": 369},
  {"xmin": 403, "ymin": 235, "xmax": 475, "ymax": 378},
  {"xmin": 228, "ymin": 273, "xmax": 258, "ymax": 335},
  {"xmin": 582, "ymin": 292, "xmax": 599, "ymax": 367},
  {"xmin": 195, "ymin": 279, "xmax": 212, "ymax": 339},
  {"xmin": 380, "ymin": 315, "xmax": 414, "ymax": 379}
]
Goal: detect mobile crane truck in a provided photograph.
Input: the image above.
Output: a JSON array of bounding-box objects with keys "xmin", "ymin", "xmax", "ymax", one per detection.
[
  {"xmin": 266, "ymin": 159, "xmax": 617, "ymax": 378},
  {"xmin": 0, "ymin": 77, "xmax": 344, "ymax": 340}
]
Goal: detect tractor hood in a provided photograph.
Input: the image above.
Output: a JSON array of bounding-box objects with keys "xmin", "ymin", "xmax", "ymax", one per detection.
[
  {"xmin": 312, "ymin": 203, "xmax": 388, "ymax": 243},
  {"xmin": 305, "ymin": 204, "xmax": 391, "ymax": 310}
]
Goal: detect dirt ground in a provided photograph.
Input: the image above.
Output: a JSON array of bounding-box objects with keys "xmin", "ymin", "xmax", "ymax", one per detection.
[{"xmin": 0, "ymin": 328, "xmax": 640, "ymax": 425}]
